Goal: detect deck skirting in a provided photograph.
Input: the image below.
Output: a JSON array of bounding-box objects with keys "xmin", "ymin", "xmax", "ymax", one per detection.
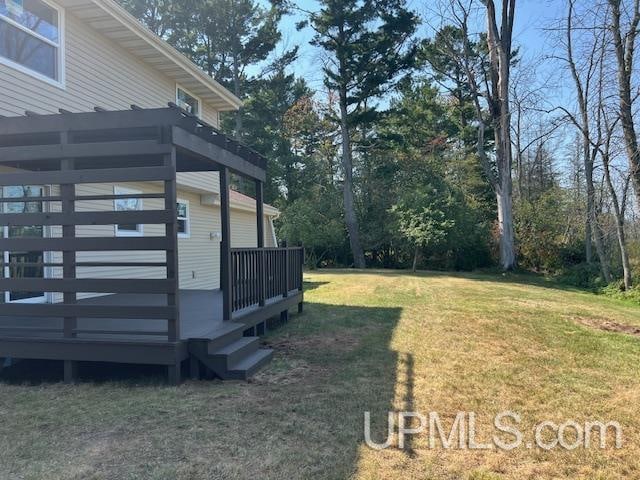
[{"xmin": 0, "ymin": 337, "xmax": 188, "ymax": 365}]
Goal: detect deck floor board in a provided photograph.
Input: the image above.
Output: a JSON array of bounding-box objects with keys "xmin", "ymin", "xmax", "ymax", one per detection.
[
  {"xmin": 0, "ymin": 289, "xmax": 301, "ymax": 344},
  {"xmin": 0, "ymin": 290, "xmax": 225, "ymax": 342}
]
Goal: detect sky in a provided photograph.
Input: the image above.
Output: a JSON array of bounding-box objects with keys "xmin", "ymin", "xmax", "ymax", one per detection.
[{"xmin": 269, "ymin": 0, "xmax": 568, "ymax": 93}]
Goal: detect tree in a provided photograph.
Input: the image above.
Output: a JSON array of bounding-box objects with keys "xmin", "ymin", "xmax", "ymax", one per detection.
[
  {"xmin": 426, "ymin": 0, "xmax": 518, "ymax": 270},
  {"xmin": 560, "ymin": 0, "xmax": 612, "ymax": 282},
  {"xmin": 118, "ymin": 0, "xmax": 180, "ymax": 37},
  {"xmin": 593, "ymin": 39, "xmax": 633, "ymax": 289},
  {"xmin": 609, "ymin": 0, "xmax": 640, "ymax": 211},
  {"xmin": 230, "ymin": 66, "xmax": 314, "ymax": 203},
  {"xmin": 306, "ymin": 0, "xmax": 419, "ymax": 268},
  {"xmin": 392, "ymin": 184, "xmax": 455, "ymax": 271},
  {"xmin": 121, "ymin": 0, "xmax": 285, "ymax": 139},
  {"xmin": 188, "ymin": 0, "xmax": 285, "ymax": 138},
  {"xmin": 480, "ymin": 0, "xmax": 518, "ymax": 270}
]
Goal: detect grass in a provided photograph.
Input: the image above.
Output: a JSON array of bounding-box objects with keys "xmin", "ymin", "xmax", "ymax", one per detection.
[{"xmin": 2, "ymin": 269, "xmax": 640, "ymax": 479}]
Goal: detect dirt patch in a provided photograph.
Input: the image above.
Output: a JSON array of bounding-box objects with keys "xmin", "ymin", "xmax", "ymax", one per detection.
[
  {"xmin": 570, "ymin": 316, "xmax": 640, "ymax": 337},
  {"xmin": 265, "ymin": 331, "xmax": 361, "ymax": 355},
  {"xmin": 252, "ymin": 332, "xmax": 362, "ymax": 385},
  {"xmin": 250, "ymin": 358, "xmax": 325, "ymax": 385}
]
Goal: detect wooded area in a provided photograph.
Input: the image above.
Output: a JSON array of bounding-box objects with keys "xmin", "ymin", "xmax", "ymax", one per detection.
[{"xmin": 120, "ymin": 0, "xmax": 640, "ymax": 300}]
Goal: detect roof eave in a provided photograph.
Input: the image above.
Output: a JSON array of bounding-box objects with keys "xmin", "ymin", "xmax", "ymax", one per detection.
[{"xmin": 90, "ymin": 0, "xmax": 243, "ymax": 112}]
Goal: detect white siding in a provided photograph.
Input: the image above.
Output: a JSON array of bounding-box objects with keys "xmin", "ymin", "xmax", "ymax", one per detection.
[
  {"xmin": 0, "ymin": 7, "xmax": 223, "ymax": 196},
  {"xmin": 0, "ymin": 10, "xmax": 219, "ymax": 127}
]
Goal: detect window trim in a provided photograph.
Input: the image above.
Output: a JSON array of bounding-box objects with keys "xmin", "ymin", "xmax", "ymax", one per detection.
[
  {"xmin": 0, "ymin": 0, "xmax": 66, "ymax": 88},
  {"xmin": 176, "ymin": 84, "xmax": 201, "ymax": 118},
  {"xmin": 113, "ymin": 186, "xmax": 144, "ymax": 237},
  {"xmin": 177, "ymin": 198, "xmax": 190, "ymax": 239}
]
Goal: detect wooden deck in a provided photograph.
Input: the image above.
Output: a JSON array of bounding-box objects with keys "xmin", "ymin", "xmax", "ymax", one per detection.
[
  {"xmin": 0, "ymin": 290, "xmax": 298, "ymax": 341},
  {"xmin": 0, "ymin": 106, "xmax": 305, "ymax": 383},
  {"xmin": 0, "ymin": 289, "xmax": 303, "ymax": 381}
]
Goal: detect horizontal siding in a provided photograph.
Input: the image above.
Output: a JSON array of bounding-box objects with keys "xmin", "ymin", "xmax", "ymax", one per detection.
[
  {"xmin": 176, "ymin": 190, "xmax": 220, "ymax": 290},
  {"xmin": 0, "ymin": 7, "xmax": 220, "ymax": 193},
  {"xmin": 177, "ymin": 172, "xmax": 220, "ymax": 194}
]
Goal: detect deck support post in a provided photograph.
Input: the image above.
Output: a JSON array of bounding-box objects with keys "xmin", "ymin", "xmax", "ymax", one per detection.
[
  {"xmin": 220, "ymin": 167, "xmax": 232, "ymax": 321},
  {"xmin": 280, "ymin": 309, "xmax": 289, "ymax": 323},
  {"xmin": 298, "ymin": 302, "xmax": 303, "ymax": 314},
  {"xmin": 167, "ymin": 362, "xmax": 181, "ymax": 385},
  {"xmin": 256, "ymin": 179, "xmax": 266, "ymax": 307},
  {"xmin": 63, "ymin": 360, "xmax": 78, "ymax": 383},
  {"xmin": 61, "ymin": 142, "xmax": 78, "ymax": 383},
  {"xmin": 189, "ymin": 356, "xmax": 201, "ymax": 380},
  {"xmin": 283, "ymin": 240, "xmax": 289, "ymax": 298},
  {"xmin": 163, "ymin": 147, "xmax": 180, "ymax": 342}
]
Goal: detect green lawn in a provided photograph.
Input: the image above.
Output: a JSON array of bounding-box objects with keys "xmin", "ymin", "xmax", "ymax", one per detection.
[{"xmin": 1, "ymin": 270, "xmax": 640, "ymax": 479}]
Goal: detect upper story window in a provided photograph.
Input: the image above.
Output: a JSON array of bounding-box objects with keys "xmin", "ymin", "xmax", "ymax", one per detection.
[
  {"xmin": 176, "ymin": 85, "xmax": 200, "ymax": 117},
  {"xmin": 0, "ymin": 0, "xmax": 63, "ymax": 84}
]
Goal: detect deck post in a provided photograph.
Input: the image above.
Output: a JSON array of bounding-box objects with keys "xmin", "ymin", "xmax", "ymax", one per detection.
[
  {"xmin": 283, "ymin": 240, "xmax": 289, "ymax": 298},
  {"xmin": 220, "ymin": 167, "xmax": 232, "ymax": 321},
  {"xmin": 189, "ymin": 356, "xmax": 201, "ymax": 380},
  {"xmin": 61, "ymin": 136, "xmax": 78, "ymax": 383},
  {"xmin": 164, "ymin": 147, "xmax": 181, "ymax": 343},
  {"xmin": 168, "ymin": 362, "xmax": 181, "ymax": 385},
  {"xmin": 298, "ymin": 246, "xmax": 304, "ymax": 313},
  {"xmin": 64, "ymin": 359, "xmax": 78, "ymax": 383},
  {"xmin": 256, "ymin": 179, "xmax": 265, "ymax": 307}
]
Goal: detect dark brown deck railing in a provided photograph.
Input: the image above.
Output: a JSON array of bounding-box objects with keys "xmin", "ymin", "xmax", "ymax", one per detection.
[{"xmin": 231, "ymin": 246, "xmax": 304, "ymax": 312}]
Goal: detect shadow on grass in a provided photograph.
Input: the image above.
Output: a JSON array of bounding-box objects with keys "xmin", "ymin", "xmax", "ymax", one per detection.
[
  {"xmin": 302, "ymin": 280, "xmax": 329, "ymax": 292},
  {"xmin": 260, "ymin": 301, "xmax": 407, "ymax": 477},
  {"xmin": 0, "ymin": 301, "xmax": 409, "ymax": 479}
]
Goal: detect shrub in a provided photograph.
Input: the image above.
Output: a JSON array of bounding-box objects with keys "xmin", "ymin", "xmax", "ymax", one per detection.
[{"xmin": 556, "ymin": 263, "xmax": 607, "ymax": 289}]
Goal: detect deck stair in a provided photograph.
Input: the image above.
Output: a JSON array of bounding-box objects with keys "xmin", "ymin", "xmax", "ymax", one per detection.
[{"xmin": 188, "ymin": 322, "xmax": 273, "ymax": 380}]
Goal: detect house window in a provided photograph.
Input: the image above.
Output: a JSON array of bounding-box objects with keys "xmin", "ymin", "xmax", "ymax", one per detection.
[
  {"xmin": 176, "ymin": 85, "xmax": 200, "ymax": 117},
  {"xmin": 114, "ymin": 186, "xmax": 143, "ymax": 237},
  {"xmin": 177, "ymin": 199, "xmax": 190, "ymax": 238},
  {"xmin": 0, "ymin": 0, "xmax": 64, "ymax": 84}
]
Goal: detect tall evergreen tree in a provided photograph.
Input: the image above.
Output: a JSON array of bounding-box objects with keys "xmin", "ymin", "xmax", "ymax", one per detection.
[
  {"xmin": 305, "ymin": 0, "xmax": 419, "ymax": 268},
  {"xmin": 118, "ymin": 0, "xmax": 181, "ymax": 36},
  {"xmin": 226, "ymin": 65, "xmax": 315, "ymax": 203}
]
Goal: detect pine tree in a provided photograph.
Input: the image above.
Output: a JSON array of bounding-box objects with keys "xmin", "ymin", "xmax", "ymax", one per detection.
[{"xmin": 306, "ymin": 0, "xmax": 419, "ymax": 268}]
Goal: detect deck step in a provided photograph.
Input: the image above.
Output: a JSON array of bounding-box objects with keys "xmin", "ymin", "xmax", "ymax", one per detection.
[
  {"xmin": 205, "ymin": 322, "xmax": 246, "ymax": 351},
  {"xmin": 209, "ymin": 336, "xmax": 260, "ymax": 366},
  {"xmin": 225, "ymin": 348, "xmax": 274, "ymax": 380}
]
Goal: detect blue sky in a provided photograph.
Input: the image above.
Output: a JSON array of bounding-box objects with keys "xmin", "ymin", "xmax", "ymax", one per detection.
[{"xmin": 269, "ymin": 0, "xmax": 566, "ymax": 93}]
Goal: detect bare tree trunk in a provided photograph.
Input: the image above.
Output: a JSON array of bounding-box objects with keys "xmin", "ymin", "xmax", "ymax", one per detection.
[
  {"xmin": 412, "ymin": 246, "xmax": 419, "ymax": 272},
  {"xmin": 610, "ymin": 0, "xmax": 640, "ymax": 210},
  {"xmin": 603, "ymin": 156, "xmax": 632, "ymax": 289},
  {"xmin": 587, "ymin": 184, "xmax": 612, "ymax": 282},
  {"xmin": 496, "ymin": 183, "xmax": 516, "ymax": 269},
  {"xmin": 585, "ymin": 217, "xmax": 593, "ymax": 264},
  {"xmin": 585, "ymin": 150, "xmax": 612, "ymax": 282},
  {"xmin": 565, "ymin": 0, "xmax": 611, "ymax": 281},
  {"xmin": 484, "ymin": 0, "xmax": 517, "ymax": 270},
  {"xmin": 339, "ymin": 87, "xmax": 366, "ymax": 269}
]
